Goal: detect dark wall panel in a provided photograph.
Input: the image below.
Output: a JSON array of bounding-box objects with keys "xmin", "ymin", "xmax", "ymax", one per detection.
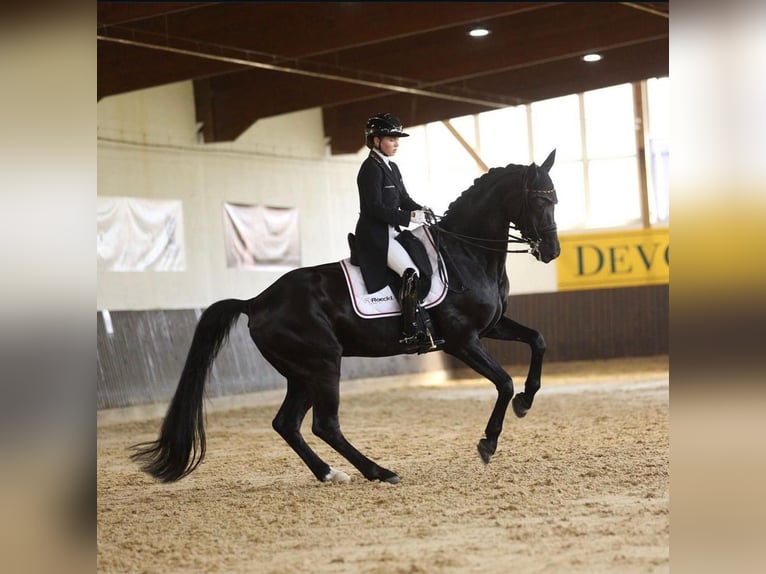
[
  {"xmin": 453, "ymin": 284, "xmax": 669, "ymax": 371},
  {"xmin": 97, "ymin": 309, "xmax": 436, "ymax": 410}
]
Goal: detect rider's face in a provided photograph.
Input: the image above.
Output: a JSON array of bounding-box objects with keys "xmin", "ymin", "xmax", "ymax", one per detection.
[{"xmin": 376, "ymin": 136, "xmax": 399, "ymax": 156}]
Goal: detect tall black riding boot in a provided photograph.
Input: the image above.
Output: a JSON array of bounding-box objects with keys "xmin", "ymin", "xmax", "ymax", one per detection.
[
  {"xmin": 398, "ymin": 268, "xmax": 444, "ymax": 352},
  {"xmin": 398, "ymin": 268, "xmax": 420, "ymax": 344}
]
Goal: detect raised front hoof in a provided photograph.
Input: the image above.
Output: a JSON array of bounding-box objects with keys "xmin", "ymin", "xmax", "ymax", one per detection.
[
  {"xmin": 512, "ymin": 393, "xmax": 530, "ymax": 418},
  {"xmin": 477, "ymin": 438, "xmax": 496, "ymax": 464}
]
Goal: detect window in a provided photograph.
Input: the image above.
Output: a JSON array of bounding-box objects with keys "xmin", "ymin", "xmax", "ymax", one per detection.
[
  {"xmin": 531, "ymin": 94, "xmax": 582, "ymax": 161},
  {"xmin": 396, "ymin": 79, "xmax": 670, "ymax": 232},
  {"xmin": 531, "ymin": 94, "xmax": 588, "ymax": 229},
  {"xmin": 584, "ymin": 83, "xmax": 636, "ymax": 158},
  {"xmin": 646, "ymin": 77, "xmax": 670, "ymax": 223},
  {"xmin": 477, "ymin": 106, "xmax": 529, "ymax": 168},
  {"xmin": 583, "ymin": 84, "xmax": 641, "ymax": 228}
]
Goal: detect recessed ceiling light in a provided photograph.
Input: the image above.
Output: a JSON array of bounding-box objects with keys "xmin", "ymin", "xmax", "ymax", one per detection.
[
  {"xmin": 582, "ymin": 53, "xmax": 602, "ymax": 62},
  {"xmin": 469, "ymin": 26, "xmax": 490, "ymax": 38}
]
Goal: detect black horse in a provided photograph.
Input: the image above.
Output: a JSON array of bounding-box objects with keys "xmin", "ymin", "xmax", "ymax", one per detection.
[{"xmin": 131, "ymin": 150, "xmax": 560, "ymax": 484}]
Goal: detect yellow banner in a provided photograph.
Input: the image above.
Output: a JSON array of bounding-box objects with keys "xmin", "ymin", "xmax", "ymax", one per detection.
[{"xmin": 556, "ymin": 228, "xmax": 669, "ymax": 291}]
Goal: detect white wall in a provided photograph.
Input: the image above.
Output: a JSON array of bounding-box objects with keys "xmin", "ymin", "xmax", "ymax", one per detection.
[
  {"xmin": 97, "ymin": 81, "xmax": 366, "ymax": 310},
  {"xmin": 97, "ymin": 81, "xmax": 555, "ymax": 311}
]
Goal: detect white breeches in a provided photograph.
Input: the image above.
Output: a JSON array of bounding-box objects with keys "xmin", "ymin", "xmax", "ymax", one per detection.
[{"xmin": 387, "ymin": 226, "xmax": 418, "ymax": 277}]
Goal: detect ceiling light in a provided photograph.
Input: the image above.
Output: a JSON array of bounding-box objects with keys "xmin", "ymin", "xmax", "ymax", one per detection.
[
  {"xmin": 582, "ymin": 53, "xmax": 602, "ymax": 62},
  {"xmin": 469, "ymin": 26, "xmax": 490, "ymax": 38}
]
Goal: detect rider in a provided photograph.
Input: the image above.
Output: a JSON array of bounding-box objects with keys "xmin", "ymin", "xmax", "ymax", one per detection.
[{"xmin": 354, "ymin": 113, "xmax": 442, "ymax": 352}]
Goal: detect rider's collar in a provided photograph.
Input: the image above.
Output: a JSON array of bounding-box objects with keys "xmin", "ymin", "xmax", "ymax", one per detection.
[{"xmin": 372, "ymin": 148, "xmax": 392, "ymax": 169}]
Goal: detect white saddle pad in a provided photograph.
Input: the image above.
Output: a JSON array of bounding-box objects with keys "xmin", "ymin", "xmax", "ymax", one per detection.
[{"xmin": 340, "ymin": 226, "xmax": 448, "ymax": 319}]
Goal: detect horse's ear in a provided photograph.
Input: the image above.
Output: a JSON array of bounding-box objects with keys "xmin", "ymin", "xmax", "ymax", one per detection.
[{"xmin": 541, "ymin": 149, "xmax": 556, "ymax": 172}]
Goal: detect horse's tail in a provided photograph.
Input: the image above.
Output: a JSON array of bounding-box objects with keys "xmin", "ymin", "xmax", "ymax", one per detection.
[{"xmin": 130, "ymin": 298, "xmax": 246, "ymax": 482}]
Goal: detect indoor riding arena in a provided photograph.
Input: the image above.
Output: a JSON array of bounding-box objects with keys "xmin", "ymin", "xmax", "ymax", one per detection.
[{"xmin": 97, "ymin": 4, "xmax": 669, "ymax": 573}]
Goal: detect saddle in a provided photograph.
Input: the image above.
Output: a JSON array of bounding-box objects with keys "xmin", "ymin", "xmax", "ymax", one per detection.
[
  {"xmin": 348, "ymin": 230, "xmax": 432, "ymax": 301},
  {"xmin": 341, "ymin": 226, "xmax": 448, "ymax": 320}
]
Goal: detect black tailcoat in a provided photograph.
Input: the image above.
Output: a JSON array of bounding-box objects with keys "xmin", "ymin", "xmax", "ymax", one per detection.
[{"xmin": 354, "ymin": 152, "xmax": 422, "ymax": 292}]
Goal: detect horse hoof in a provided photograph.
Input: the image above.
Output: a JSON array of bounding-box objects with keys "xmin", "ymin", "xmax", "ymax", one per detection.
[
  {"xmin": 477, "ymin": 439, "xmax": 494, "ymax": 464},
  {"xmin": 376, "ymin": 469, "xmax": 400, "ymax": 484},
  {"xmin": 512, "ymin": 394, "xmax": 529, "ymax": 418},
  {"xmin": 323, "ymin": 467, "xmax": 351, "ymax": 483}
]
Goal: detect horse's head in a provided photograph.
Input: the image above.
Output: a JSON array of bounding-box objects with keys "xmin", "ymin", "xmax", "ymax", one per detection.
[
  {"xmin": 517, "ymin": 150, "xmax": 560, "ymax": 263},
  {"xmin": 439, "ymin": 152, "xmax": 561, "ymax": 263}
]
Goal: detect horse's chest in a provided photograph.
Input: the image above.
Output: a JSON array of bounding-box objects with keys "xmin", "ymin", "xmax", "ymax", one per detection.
[
  {"xmin": 489, "ymin": 295, "xmax": 505, "ymax": 326},
  {"xmin": 469, "ymin": 286, "xmax": 505, "ymax": 327}
]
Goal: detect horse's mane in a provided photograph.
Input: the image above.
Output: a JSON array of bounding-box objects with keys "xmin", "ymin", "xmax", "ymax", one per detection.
[{"xmin": 441, "ymin": 163, "xmax": 525, "ymax": 223}]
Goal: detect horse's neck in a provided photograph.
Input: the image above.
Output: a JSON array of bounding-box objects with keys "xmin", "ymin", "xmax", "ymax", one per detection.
[
  {"xmin": 442, "ymin": 210, "xmax": 510, "ymax": 282},
  {"xmin": 446, "ymin": 212, "xmax": 509, "ymax": 242},
  {"xmin": 440, "ymin": 172, "xmax": 524, "ymax": 282},
  {"xmin": 443, "ymin": 192, "xmax": 513, "ymax": 246},
  {"xmin": 441, "ymin": 232, "xmax": 508, "ymax": 290},
  {"xmin": 442, "ymin": 170, "xmax": 523, "ymax": 241}
]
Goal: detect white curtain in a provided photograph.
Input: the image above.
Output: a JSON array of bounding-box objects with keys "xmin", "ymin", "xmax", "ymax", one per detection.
[
  {"xmin": 97, "ymin": 197, "xmax": 185, "ymax": 271},
  {"xmin": 223, "ymin": 203, "xmax": 300, "ymax": 269}
]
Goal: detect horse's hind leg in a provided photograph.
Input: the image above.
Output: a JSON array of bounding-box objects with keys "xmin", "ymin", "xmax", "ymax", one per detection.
[
  {"xmin": 484, "ymin": 316, "xmax": 546, "ymax": 418},
  {"xmin": 272, "ymin": 379, "xmax": 349, "ymax": 483},
  {"xmin": 311, "ymin": 377, "xmax": 400, "ymax": 484}
]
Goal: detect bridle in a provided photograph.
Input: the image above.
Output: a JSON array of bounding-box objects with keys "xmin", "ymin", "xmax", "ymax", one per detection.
[{"xmin": 424, "ymin": 187, "xmax": 557, "ymax": 257}]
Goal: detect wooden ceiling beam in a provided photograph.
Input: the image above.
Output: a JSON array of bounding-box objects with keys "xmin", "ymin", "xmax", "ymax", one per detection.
[
  {"xmin": 99, "ymin": 3, "xmax": 548, "ymax": 58},
  {"xmin": 185, "ymin": 3, "xmax": 665, "ymax": 143},
  {"xmin": 461, "ymin": 37, "xmax": 669, "ymax": 102},
  {"xmin": 97, "ymin": 39, "xmax": 244, "ymax": 100},
  {"xmin": 194, "ymin": 70, "xmax": 380, "ymax": 142},
  {"xmin": 99, "ymin": 2, "xmax": 665, "ymax": 107},
  {"xmin": 311, "ymin": 3, "xmax": 667, "ymax": 85},
  {"xmin": 96, "ymin": 3, "xmax": 668, "ymax": 155},
  {"xmin": 97, "ymin": 3, "xmax": 550, "ymax": 100},
  {"xmin": 96, "ymin": 3, "xmax": 211, "ymax": 27}
]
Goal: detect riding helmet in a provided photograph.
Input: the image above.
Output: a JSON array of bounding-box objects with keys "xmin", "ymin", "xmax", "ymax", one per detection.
[{"xmin": 365, "ymin": 113, "xmax": 410, "ymax": 148}]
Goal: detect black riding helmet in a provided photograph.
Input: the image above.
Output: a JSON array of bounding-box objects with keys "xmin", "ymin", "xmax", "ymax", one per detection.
[{"xmin": 365, "ymin": 113, "xmax": 410, "ymax": 149}]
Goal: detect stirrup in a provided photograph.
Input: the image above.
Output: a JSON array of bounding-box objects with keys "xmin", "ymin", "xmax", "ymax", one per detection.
[
  {"xmin": 399, "ymin": 328, "xmax": 443, "ymax": 352},
  {"xmin": 416, "ymin": 306, "xmax": 444, "ymax": 351},
  {"xmin": 420, "ymin": 328, "xmax": 445, "ymax": 352}
]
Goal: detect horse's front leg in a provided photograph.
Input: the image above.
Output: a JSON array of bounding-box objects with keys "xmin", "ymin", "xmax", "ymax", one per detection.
[
  {"xmin": 483, "ymin": 315, "xmax": 546, "ymax": 418},
  {"xmin": 446, "ymin": 339, "xmax": 514, "ymax": 464}
]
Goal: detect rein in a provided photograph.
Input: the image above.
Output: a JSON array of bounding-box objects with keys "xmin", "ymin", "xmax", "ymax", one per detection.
[
  {"xmin": 419, "ymin": 176, "xmax": 558, "ymax": 290},
  {"xmin": 427, "ymin": 218, "xmax": 534, "ymax": 254},
  {"xmin": 423, "ymin": 198, "xmax": 556, "ymax": 256}
]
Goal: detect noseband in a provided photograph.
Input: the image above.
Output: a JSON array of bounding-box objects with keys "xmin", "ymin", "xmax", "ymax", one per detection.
[{"xmin": 514, "ymin": 188, "xmax": 557, "ymax": 257}]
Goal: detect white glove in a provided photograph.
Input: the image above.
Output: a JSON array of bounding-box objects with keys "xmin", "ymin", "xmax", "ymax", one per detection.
[{"xmin": 410, "ymin": 210, "xmax": 427, "ymax": 225}]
